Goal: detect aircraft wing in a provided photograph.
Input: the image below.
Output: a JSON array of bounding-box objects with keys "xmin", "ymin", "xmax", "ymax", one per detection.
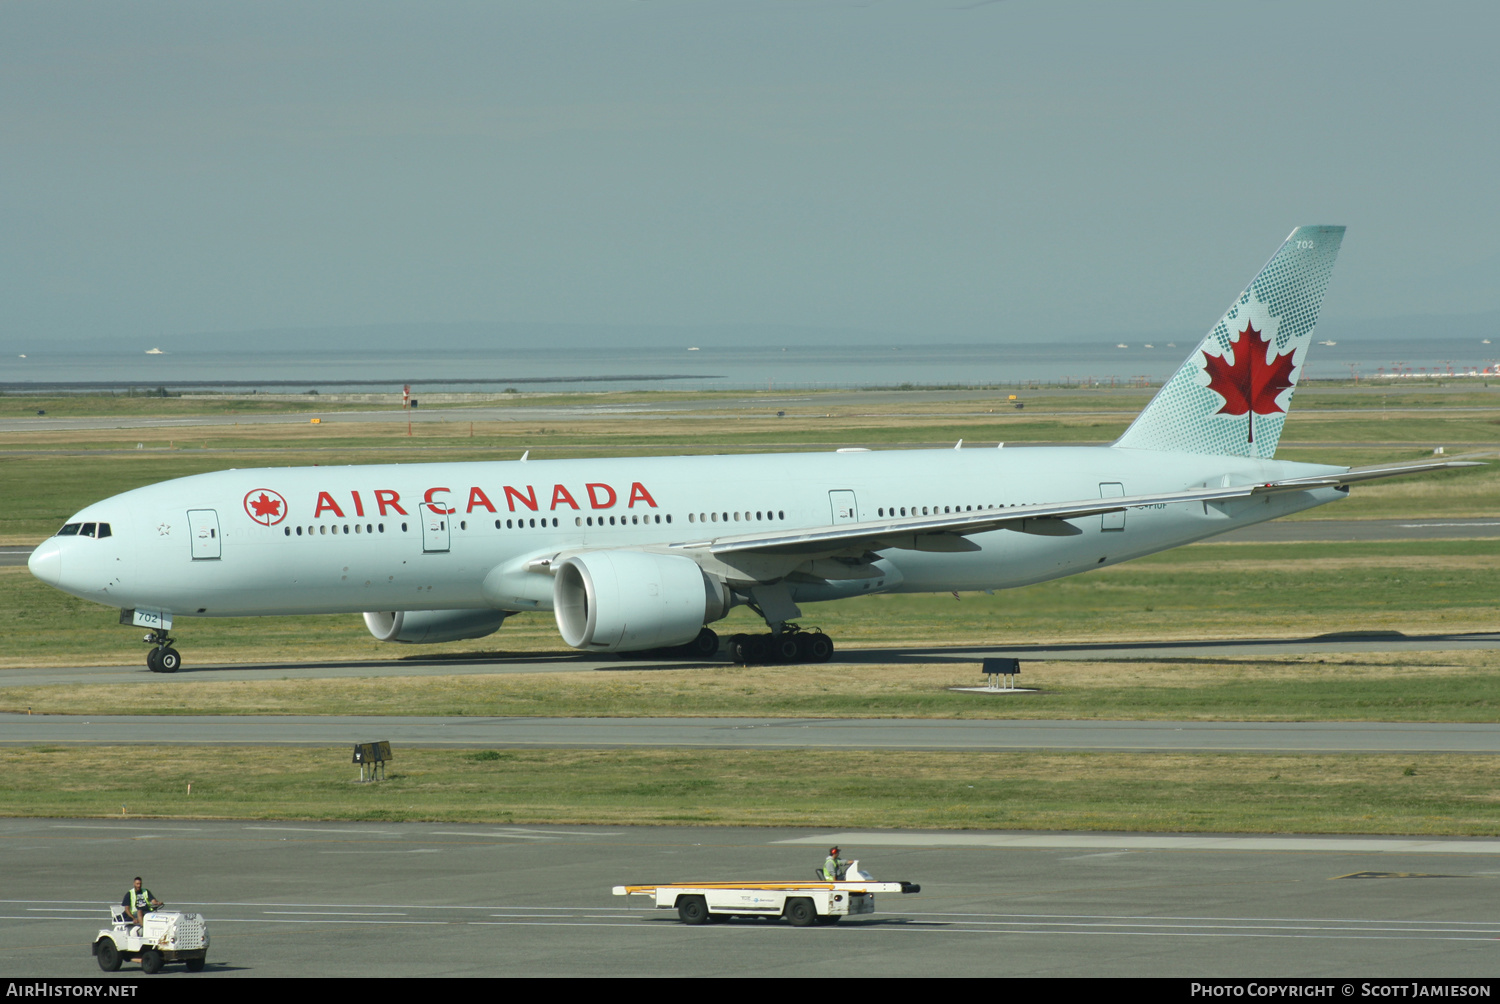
[{"xmin": 678, "ymin": 458, "xmax": 1482, "ymax": 558}]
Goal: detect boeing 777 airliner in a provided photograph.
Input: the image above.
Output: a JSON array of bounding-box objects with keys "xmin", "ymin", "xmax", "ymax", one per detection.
[{"xmin": 28, "ymin": 227, "xmax": 1474, "ymax": 671}]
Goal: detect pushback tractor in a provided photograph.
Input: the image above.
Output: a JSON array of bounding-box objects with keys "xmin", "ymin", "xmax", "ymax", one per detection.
[{"xmin": 93, "ymin": 906, "xmax": 209, "ymax": 973}]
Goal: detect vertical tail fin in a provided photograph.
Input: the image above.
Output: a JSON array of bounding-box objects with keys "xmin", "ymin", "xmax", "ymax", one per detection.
[{"xmin": 1114, "ymin": 225, "xmax": 1345, "ymax": 458}]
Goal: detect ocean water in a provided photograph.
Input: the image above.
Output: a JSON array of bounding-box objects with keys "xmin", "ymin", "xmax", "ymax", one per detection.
[{"xmin": 4, "ymin": 337, "xmax": 1499, "ymax": 394}]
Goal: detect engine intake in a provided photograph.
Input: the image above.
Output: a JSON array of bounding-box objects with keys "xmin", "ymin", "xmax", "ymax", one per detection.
[
  {"xmin": 363, "ymin": 609, "xmax": 507, "ymax": 644},
  {"xmin": 553, "ymin": 551, "xmax": 729, "ymax": 652}
]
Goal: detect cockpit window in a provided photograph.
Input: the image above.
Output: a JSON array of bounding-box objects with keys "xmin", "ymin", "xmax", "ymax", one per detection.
[{"xmin": 55, "ymin": 522, "xmax": 110, "ymax": 538}]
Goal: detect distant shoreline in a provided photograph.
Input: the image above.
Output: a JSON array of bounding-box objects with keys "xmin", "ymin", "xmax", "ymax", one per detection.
[{"xmin": 0, "ymin": 374, "xmax": 719, "ymax": 393}]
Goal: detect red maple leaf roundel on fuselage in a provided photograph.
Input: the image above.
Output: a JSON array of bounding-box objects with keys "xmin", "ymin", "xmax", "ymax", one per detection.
[
  {"xmin": 243, "ymin": 489, "xmax": 288, "ymax": 526},
  {"xmin": 1202, "ymin": 321, "xmax": 1297, "ymax": 443}
]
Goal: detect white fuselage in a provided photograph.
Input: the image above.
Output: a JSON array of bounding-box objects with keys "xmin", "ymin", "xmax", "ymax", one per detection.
[{"xmin": 31, "ymin": 445, "xmax": 1345, "ymax": 620}]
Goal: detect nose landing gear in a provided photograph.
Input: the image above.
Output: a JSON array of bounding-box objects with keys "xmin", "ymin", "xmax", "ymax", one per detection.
[{"xmin": 142, "ymin": 632, "xmax": 181, "ymax": 673}]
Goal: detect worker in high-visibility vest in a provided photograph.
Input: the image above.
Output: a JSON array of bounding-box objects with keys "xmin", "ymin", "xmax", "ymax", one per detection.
[
  {"xmin": 122, "ymin": 876, "xmax": 163, "ymax": 927},
  {"xmin": 822, "ymin": 846, "xmax": 846, "ymax": 881}
]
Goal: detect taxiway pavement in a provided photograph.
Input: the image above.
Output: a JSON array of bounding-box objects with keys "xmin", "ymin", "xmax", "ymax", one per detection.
[
  {"xmin": 3, "ymin": 819, "xmax": 1497, "ymax": 978},
  {"xmin": 3, "ymin": 714, "xmax": 1497, "ymax": 754},
  {"xmin": 7, "ymin": 627, "xmax": 1500, "ymax": 688}
]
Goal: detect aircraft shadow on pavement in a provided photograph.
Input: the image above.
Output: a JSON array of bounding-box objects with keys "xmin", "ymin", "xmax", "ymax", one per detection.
[
  {"xmin": 834, "ymin": 631, "xmax": 1500, "ymax": 664},
  {"xmin": 160, "ymin": 650, "xmax": 601, "ymax": 675}
]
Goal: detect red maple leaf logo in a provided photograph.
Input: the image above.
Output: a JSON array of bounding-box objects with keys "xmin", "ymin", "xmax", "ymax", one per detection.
[
  {"xmin": 1203, "ymin": 321, "xmax": 1296, "ymax": 443},
  {"xmin": 243, "ymin": 489, "xmax": 287, "ymax": 525}
]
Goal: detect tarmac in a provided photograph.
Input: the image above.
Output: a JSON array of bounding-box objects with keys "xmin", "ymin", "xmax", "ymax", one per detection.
[
  {"xmin": 3, "ymin": 714, "xmax": 1498, "ymax": 754},
  {"xmin": 3, "ymin": 819, "xmax": 1498, "ymax": 978}
]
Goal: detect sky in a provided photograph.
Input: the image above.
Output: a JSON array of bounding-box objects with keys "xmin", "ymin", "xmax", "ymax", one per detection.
[{"xmin": 3, "ymin": 0, "xmax": 1498, "ymax": 350}]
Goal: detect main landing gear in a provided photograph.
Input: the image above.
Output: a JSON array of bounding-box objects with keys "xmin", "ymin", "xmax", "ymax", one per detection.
[
  {"xmin": 142, "ymin": 631, "xmax": 182, "ymax": 673},
  {"xmin": 729, "ymin": 625, "xmax": 834, "ymax": 666}
]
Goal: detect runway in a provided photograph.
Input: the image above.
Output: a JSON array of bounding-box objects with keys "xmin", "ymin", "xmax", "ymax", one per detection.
[
  {"xmin": 3, "ymin": 714, "xmax": 1497, "ymax": 754},
  {"xmin": 3, "ymin": 819, "xmax": 1497, "ymax": 977},
  {"xmin": 6, "ymin": 627, "xmax": 1500, "ymax": 689}
]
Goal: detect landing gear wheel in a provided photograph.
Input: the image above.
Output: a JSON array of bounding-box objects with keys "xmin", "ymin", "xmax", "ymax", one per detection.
[
  {"xmin": 729, "ymin": 635, "xmax": 750, "ymax": 665},
  {"xmin": 785, "ymin": 898, "xmax": 817, "ymax": 927},
  {"xmin": 157, "ymin": 648, "xmax": 181, "ymax": 673},
  {"xmin": 806, "ymin": 633, "xmax": 834, "ymax": 663},
  {"xmin": 677, "ymin": 895, "xmax": 710, "ymax": 925},
  {"xmin": 140, "ymin": 948, "xmax": 163, "ymax": 974},
  {"xmin": 687, "ymin": 628, "xmax": 719, "ymax": 659},
  {"xmin": 185, "ymin": 957, "xmax": 206, "ymax": 972},
  {"xmin": 771, "ymin": 634, "xmax": 800, "ymax": 662},
  {"xmin": 146, "ymin": 648, "xmax": 161, "ymax": 673},
  {"xmin": 95, "ymin": 939, "xmax": 121, "ymax": 972},
  {"xmin": 747, "ymin": 635, "xmax": 771, "ymax": 664}
]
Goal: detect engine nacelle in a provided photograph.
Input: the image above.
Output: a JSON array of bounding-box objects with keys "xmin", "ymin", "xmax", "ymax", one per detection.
[
  {"xmin": 363, "ymin": 609, "xmax": 507, "ymax": 644},
  {"xmin": 553, "ymin": 550, "xmax": 730, "ymax": 652}
]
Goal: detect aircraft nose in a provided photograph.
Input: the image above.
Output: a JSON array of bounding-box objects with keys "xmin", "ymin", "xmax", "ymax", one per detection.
[{"xmin": 28, "ymin": 541, "xmax": 62, "ymax": 586}]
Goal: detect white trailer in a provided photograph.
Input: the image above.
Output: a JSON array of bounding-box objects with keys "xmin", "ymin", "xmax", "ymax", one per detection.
[{"xmin": 613, "ymin": 870, "xmax": 920, "ymax": 927}]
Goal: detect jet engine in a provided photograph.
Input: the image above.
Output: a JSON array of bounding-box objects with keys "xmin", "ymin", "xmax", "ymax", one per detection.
[
  {"xmin": 553, "ymin": 550, "xmax": 730, "ymax": 652},
  {"xmin": 363, "ymin": 609, "xmax": 507, "ymax": 644}
]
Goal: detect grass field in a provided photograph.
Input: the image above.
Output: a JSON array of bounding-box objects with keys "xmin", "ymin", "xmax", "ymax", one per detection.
[
  {"xmin": 2, "ymin": 651, "xmax": 1495, "ymax": 722},
  {"xmin": 3, "ymin": 383, "xmax": 1497, "ymax": 541},
  {"xmin": 3, "ymin": 745, "xmax": 1495, "ymax": 835}
]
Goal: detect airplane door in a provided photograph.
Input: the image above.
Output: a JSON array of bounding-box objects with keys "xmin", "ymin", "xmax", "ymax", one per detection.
[
  {"xmin": 1099, "ymin": 483, "xmax": 1125, "ymax": 532},
  {"xmin": 421, "ymin": 511, "xmax": 451, "ymax": 553},
  {"xmin": 829, "ymin": 490, "xmax": 859, "ymax": 524},
  {"xmin": 187, "ymin": 509, "xmax": 222, "ymax": 559}
]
